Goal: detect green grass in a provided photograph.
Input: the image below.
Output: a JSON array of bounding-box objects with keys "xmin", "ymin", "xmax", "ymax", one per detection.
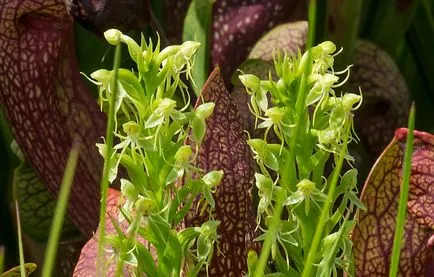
[
  {"xmin": 97, "ymin": 43, "xmax": 122, "ymax": 275},
  {"xmin": 14, "ymin": 201, "xmax": 25, "ymax": 277},
  {"xmin": 389, "ymin": 103, "xmax": 415, "ymax": 277},
  {"xmin": 41, "ymin": 142, "xmax": 80, "ymax": 277}
]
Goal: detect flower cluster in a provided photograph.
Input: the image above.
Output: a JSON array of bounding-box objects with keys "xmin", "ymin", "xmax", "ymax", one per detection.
[
  {"xmin": 93, "ymin": 29, "xmax": 221, "ymax": 275},
  {"xmin": 240, "ymin": 41, "xmax": 364, "ymax": 276}
]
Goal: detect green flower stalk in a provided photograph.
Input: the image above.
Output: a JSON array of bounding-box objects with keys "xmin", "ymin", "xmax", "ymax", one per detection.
[
  {"xmin": 91, "ymin": 29, "xmax": 222, "ymax": 275},
  {"xmin": 242, "ymin": 41, "xmax": 365, "ymax": 276}
]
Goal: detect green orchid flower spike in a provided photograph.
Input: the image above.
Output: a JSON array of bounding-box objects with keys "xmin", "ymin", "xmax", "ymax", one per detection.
[{"xmin": 240, "ymin": 40, "xmax": 365, "ymax": 276}]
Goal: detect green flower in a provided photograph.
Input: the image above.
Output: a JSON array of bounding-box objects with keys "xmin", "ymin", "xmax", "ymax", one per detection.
[{"xmin": 283, "ymin": 179, "xmax": 327, "ymax": 215}]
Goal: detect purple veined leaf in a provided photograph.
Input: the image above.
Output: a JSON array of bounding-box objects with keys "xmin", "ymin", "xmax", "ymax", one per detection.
[
  {"xmin": 0, "ymin": 0, "xmax": 106, "ymax": 236},
  {"xmin": 248, "ymin": 20, "xmax": 308, "ymax": 61},
  {"xmin": 69, "ymin": 0, "xmax": 151, "ymax": 34},
  {"xmin": 13, "ymin": 161, "xmax": 78, "ymax": 242},
  {"xmin": 230, "ymin": 21, "xmax": 307, "ymax": 137},
  {"xmin": 211, "ymin": 0, "xmax": 306, "ymax": 86},
  {"xmin": 73, "ymin": 188, "xmax": 124, "ymax": 276},
  {"xmin": 348, "ymin": 40, "xmax": 410, "ymax": 157},
  {"xmin": 164, "ymin": 0, "xmax": 192, "ymax": 43},
  {"xmin": 185, "ymin": 68, "xmax": 259, "ymax": 276},
  {"xmin": 352, "ymin": 128, "xmax": 434, "ymax": 276}
]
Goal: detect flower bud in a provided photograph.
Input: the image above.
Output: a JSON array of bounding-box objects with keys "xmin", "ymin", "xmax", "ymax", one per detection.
[
  {"xmin": 342, "ymin": 93, "xmax": 362, "ymax": 111},
  {"xmin": 202, "ymin": 170, "xmax": 224, "ymax": 188},
  {"xmin": 195, "ymin": 102, "xmax": 215, "ymax": 121},
  {"xmin": 136, "ymin": 197, "xmax": 155, "ymax": 215},
  {"xmin": 318, "ymin": 41, "xmax": 336, "ymax": 55},
  {"xmin": 265, "ymin": 107, "xmax": 284, "ymax": 124},
  {"xmin": 104, "ymin": 29, "xmax": 123, "ymax": 45},
  {"xmin": 174, "ymin": 145, "xmax": 193, "ymax": 165},
  {"xmin": 296, "ymin": 179, "xmax": 316, "ymax": 196},
  {"xmin": 239, "ymin": 74, "xmax": 261, "ymax": 94},
  {"xmin": 122, "ymin": 121, "xmax": 140, "ymax": 136},
  {"xmin": 90, "ymin": 69, "xmax": 111, "ymax": 87},
  {"xmin": 180, "ymin": 41, "xmax": 201, "ymax": 60},
  {"xmin": 157, "ymin": 98, "xmax": 177, "ymax": 117}
]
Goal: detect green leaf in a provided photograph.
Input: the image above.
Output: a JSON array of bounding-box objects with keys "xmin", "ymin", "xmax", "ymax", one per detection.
[
  {"xmin": 191, "ymin": 117, "xmax": 206, "ymax": 143},
  {"xmin": 161, "ymin": 230, "xmax": 182, "ymax": 276},
  {"xmin": 165, "ymin": 167, "xmax": 184, "ymax": 186},
  {"xmin": 135, "ymin": 243, "xmax": 158, "ymax": 277},
  {"xmin": 197, "ymin": 235, "xmax": 212, "ymax": 260},
  {"xmin": 182, "ymin": 0, "xmax": 215, "ymax": 95},
  {"xmin": 348, "ymin": 191, "xmax": 366, "ymax": 211}
]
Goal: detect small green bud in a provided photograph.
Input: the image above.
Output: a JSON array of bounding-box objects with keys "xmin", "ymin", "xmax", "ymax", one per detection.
[
  {"xmin": 202, "ymin": 170, "xmax": 224, "ymax": 188},
  {"xmin": 180, "ymin": 41, "xmax": 201, "ymax": 60},
  {"xmin": 145, "ymin": 98, "xmax": 177, "ymax": 128},
  {"xmin": 158, "ymin": 98, "xmax": 177, "ymax": 117},
  {"xmin": 200, "ymin": 220, "xmax": 220, "ymax": 237},
  {"xmin": 174, "ymin": 145, "xmax": 193, "ymax": 165},
  {"xmin": 342, "ymin": 93, "xmax": 362, "ymax": 111},
  {"xmin": 104, "ymin": 29, "xmax": 123, "ymax": 45},
  {"xmin": 195, "ymin": 102, "xmax": 215, "ymax": 121},
  {"xmin": 90, "ymin": 69, "xmax": 111, "ymax": 86},
  {"xmin": 136, "ymin": 197, "xmax": 155, "ymax": 215},
  {"xmin": 255, "ymin": 173, "xmax": 273, "ymax": 191},
  {"xmin": 317, "ymin": 128, "xmax": 337, "ymax": 145},
  {"xmin": 239, "ymin": 74, "xmax": 261, "ymax": 94},
  {"xmin": 318, "ymin": 41, "xmax": 336, "ymax": 55},
  {"xmin": 264, "ymin": 107, "xmax": 284, "ymax": 124},
  {"xmin": 276, "ymin": 78, "xmax": 286, "ymax": 95},
  {"xmin": 318, "ymin": 73, "xmax": 339, "ymax": 89},
  {"xmin": 122, "ymin": 121, "xmax": 140, "ymax": 136},
  {"xmin": 296, "ymin": 179, "xmax": 316, "ymax": 196}
]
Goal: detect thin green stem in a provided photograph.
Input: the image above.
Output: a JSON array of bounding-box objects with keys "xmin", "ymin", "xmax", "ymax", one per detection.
[
  {"xmin": 255, "ymin": 2, "xmax": 317, "ymax": 274},
  {"xmin": 14, "ymin": 201, "xmax": 25, "ymax": 277},
  {"xmin": 301, "ymin": 125, "xmax": 351, "ymax": 277},
  {"xmin": 282, "ymin": 0, "xmax": 317, "ymax": 191},
  {"xmin": 41, "ymin": 142, "xmax": 80, "ymax": 277},
  {"xmin": 254, "ymin": 192, "xmax": 285, "ymax": 277},
  {"xmin": 389, "ymin": 103, "xmax": 415, "ymax": 277},
  {"xmin": 97, "ymin": 43, "xmax": 122, "ymax": 274}
]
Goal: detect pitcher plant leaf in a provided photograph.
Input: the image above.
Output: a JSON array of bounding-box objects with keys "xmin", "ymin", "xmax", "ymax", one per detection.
[
  {"xmin": 352, "ymin": 128, "xmax": 434, "ymax": 276},
  {"xmin": 185, "ymin": 68, "xmax": 258, "ymax": 275}
]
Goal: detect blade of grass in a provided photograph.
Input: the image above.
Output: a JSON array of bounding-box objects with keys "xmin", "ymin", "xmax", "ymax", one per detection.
[
  {"xmin": 182, "ymin": 0, "xmax": 214, "ymax": 96},
  {"xmin": 254, "ymin": 1, "xmax": 317, "ymax": 275},
  {"xmin": 389, "ymin": 103, "xmax": 415, "ymax": 277},
  {"xmin": 96, "ymin": 43, "xmax": 122, "ymax": 274},
  {"xmin": 41, "ymin": 141, "xmax": 80, "ymax": 277},
  {"xmin": 14, "ymin": 201, "xmax": 25, "ymax": 277}
]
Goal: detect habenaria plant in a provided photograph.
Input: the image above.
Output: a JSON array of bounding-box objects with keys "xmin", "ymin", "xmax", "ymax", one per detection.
[
  {"xmin": 240, "ymin": 41, "xmax": 365, "ymax": 276},
  {"xmin": 85, "ymin": 29, "xmax": 223, "ymax": 276}
]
